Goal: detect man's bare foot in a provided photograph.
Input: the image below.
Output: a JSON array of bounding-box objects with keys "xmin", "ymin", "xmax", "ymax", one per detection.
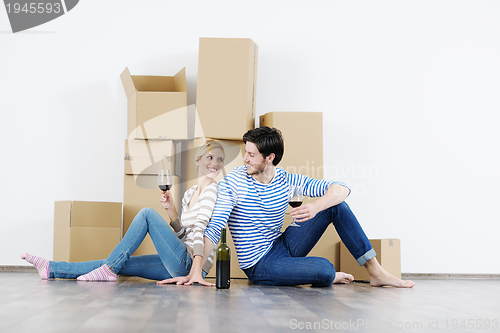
[
  {"xmin": 369, "ymin": 270, "xmax": 415, "ymax": 288},
  {"xmin": 333, "ymin": 272, "xmax": 354, "ymax": 284},
  {"xmin": 365, "ymin": 257, "xmax": 415, "ymax": 288}
]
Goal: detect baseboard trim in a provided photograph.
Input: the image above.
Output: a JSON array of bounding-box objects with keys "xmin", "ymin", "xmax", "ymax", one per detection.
[
  {"xmin": 402, "ymin": 273, "xmax": 500, "ymax": 280},
  {"xmin": 0, "ymin": 266, "xmax": 37, "ymax": 273}
]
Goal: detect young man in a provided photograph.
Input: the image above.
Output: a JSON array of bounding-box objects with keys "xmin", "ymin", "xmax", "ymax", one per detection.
[{"xmin": 160, "ymin": 127, "xmax": 415, "ymax": 288}]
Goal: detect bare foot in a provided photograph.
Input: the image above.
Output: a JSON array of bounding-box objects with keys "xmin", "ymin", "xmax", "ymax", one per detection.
[
  {"xmin": 365, "ymin": 258, "xmax": 415, "ymax": 288},
  {"xmin": 333, "ymin": 272, "xmax": 354, "ymax": 284},
  {"xmin": 369, "ymin": 270, "xmax": 415, "ymax": 288}
]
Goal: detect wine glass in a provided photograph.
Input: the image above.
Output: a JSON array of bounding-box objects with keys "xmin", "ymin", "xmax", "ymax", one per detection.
[
  {"xmin": 158, "ymin": 169, "xmax": 172, "ymax": 192},
  {"xmin": 288, "ymin": 185, "xmax": 303, "ymax": 227}
]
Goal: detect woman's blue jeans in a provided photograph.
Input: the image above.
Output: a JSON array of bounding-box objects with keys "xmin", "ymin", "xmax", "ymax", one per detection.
[
  {"xmin": 243, "ymin": 202, "xmax": 376, "ymax": 287},
  {"xmin": 49, "ymin": 208, "xmax": 205, "ymax": 280}
]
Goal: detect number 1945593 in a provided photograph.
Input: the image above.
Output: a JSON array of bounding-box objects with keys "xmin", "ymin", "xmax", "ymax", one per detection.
[
  {"xmin": 6, "ymin": 2, "xmax": 62, "ymax": 14},
  {"xmin": 444, "ymin": 319, "xmax": 498, "ymax": 330}
]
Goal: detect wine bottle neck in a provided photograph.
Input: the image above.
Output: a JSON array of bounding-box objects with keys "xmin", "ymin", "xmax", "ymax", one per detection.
[{"xmin": 221, "ymin": 228, "xmax": 226, "ymax": 243}]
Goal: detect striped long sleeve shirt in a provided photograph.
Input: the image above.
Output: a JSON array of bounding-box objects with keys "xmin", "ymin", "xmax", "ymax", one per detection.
[
  {"xmin": 204, "ymin": 166, "xmax": 350, "ymax": 270},
  {"xmin": 169, "ymin": 182, "xmax": 218, "ymax": 273}
]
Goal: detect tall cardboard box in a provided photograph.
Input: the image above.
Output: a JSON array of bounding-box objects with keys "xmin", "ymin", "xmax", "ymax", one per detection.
[
  {"xmin": 121, "ymin": 67, "xmax": 188, "ymax": 140},
  {"xmin": 53, "ymin": 201, "xmax": 122, "ymax": 262},
  {"xmin": 123, "ymin": 174, "xmax": 181, "ymax": 256},
  {"xmin": 180, "ymin": 138, "xmax": 247, "ymax": 278},
  {"xmin": 340, "ymin": 239, "xmax": 401, "ymax": 281},
  {"xmin": 196, "ymin": 38, "xmax": 258, "ymax": 140},
  {"xmin": 125, "ymin": 139, "xmax": 176, "ymax": 176},
  {"xmin": 283, "ymin": 214, "xmax": 341, "ymax": 269}
]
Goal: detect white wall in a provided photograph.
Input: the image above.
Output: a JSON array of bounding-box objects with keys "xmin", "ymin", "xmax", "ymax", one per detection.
[{"xmin": 1, "ymin": 0, "xmax": 499, "ymax": 274}]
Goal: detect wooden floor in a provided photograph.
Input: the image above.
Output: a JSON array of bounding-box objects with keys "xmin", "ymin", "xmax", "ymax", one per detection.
[{"xmin": 1, "ymin": 273, "xmax": 499, "ymax": 333}]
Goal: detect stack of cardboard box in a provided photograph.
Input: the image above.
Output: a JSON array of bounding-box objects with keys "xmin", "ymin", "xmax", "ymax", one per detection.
[
  {"xmin": 120, "ymin": 68, "xmax": 184, "ymax": 255},
  {"xmin": 52, "ymin": 37, "xmax": 400, "ymax": 280}
]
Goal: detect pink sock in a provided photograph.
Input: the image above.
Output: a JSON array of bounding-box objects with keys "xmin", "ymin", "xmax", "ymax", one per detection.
[
  {"xmin": 21, "ymin": 253, "xmax": 49, "ymax": 279},
  {"xmin": 77, "ymin": 264, "xmax": 117, "ymax": 282}
]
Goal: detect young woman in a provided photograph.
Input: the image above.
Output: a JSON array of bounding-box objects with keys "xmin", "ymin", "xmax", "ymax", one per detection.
[{"xmin": 22, "ymin": 140, "xmax": 224, "ymax": 285}]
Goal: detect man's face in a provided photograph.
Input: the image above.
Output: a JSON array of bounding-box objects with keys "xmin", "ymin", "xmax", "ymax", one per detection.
[{"xmin": 244, "ymin": 142, "xmax": 267, "ymax": 175}]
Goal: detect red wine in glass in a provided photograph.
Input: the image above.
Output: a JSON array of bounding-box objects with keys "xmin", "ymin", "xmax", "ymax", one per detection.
[
  {"xmin": 158, "ymin": 169, "xmax": 172, "ymax": 192},
  {"xmin": 289, "ymin": 186, "xmax": 303, "ymax": 227},
  {"xmin": 159, "ymin": 184, "xmax": 172, "ymax": 192}
]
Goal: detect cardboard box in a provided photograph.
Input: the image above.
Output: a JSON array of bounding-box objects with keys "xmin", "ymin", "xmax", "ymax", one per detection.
[
  {"xmin": 125, "ymin": 139, "xmax": 175, "ymax": 176},
  {"xmin": 340, "ymin": 239, "xmax": 401, "ymax": 281},
  {"xmin": 123, "ymin": 174, "xmax": 181, "ymax": 256},
  {"xmin": 179, "ymin": 138, "xmax": 245, "ymax": 195},
  {"xmin": 196, "ymin": 38, "xmax": 258, "ymax": 140},
  {"xmin": 121, "ymin": 67, "xmax": 188, "ymax": 140},
  {"xmin": 260, "ymin": 112, "xmax": 323, "ymax": 179},
  {"xmin": 53, "ymin": 201, "xmax": 122, "ymax": 262},
  {"xmin": 283, "ymin": 214, "xmax": 340, "ymax": 269}
]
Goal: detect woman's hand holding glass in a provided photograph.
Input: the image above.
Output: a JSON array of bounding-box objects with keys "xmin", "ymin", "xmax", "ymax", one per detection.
[{"xmin": 160, "ymin": 190, "xmax": 174, "ymax": 211}]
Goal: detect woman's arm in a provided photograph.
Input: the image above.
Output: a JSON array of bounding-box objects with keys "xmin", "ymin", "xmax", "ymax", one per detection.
[
  {"xmin": 190, "ymin": 185, "xmax": 217, "ymax": 258},
  {"xmin": 157, "ymin": 184, "xmax": 218, "ymax": 286},
  {"xmin": 161, "ymin": 190, "xmax": 188, "ymax": 241},
  {"xmin": 160, "ymin": 190, "xmax": 179, "ymax": 222}
]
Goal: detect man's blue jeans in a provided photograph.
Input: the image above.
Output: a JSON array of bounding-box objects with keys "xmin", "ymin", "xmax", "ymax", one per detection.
[
  {"xmin": 49, "ymin": 208, "xmax": 205, "ymax": 280},
  {"xmin": 243, "ymin": 202, "xmax": 376, "ymax": 287}
]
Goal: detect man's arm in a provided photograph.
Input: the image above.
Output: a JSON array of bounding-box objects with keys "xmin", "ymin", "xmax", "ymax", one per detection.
[{"xmin": 291, "ymin": 183, "xmax": 350, "ymax": 223}]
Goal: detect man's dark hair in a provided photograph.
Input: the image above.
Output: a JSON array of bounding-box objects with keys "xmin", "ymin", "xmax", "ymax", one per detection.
[{"xmin": 243, "ymin": 126, "xmax": 284, "ymax": 166}]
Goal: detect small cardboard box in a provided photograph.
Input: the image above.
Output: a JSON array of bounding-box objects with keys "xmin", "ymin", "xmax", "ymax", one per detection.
[
  {"xmin": 196, "ymin": 38, "xmax": 258, "ymax": 140},
  {"xmin": 260, "ymin": 112, "xmax": 323, "ymax": 179},
  {"xmin": 53, "ymin": 201, "xmax": 122, "ymax": 262},
  {"xmin": 283, "ymin": 214, "xmax": 341, "ymax": 269},
  {"xmin": 125, "ymin": 139, "xmax": 175, "ymax": 176},
  {"xmin": 340, "ymin": 239, "xmax": 401, "ymax": 281},
  {"xmin": 121, "ymin": 67, "xmax": 188, "ymax": 140},
  {"xmin": 123, "ymin": 174, "xmax": 181, "ymax": 256}
]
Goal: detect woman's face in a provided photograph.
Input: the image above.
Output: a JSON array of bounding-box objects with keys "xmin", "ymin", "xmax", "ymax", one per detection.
[{"xmin": 197, "ymin": 147, "xmax": 225, "ymax": 179}]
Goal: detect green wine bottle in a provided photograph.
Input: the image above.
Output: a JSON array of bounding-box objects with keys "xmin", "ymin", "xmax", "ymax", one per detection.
[{"xmin": 216, "ymin": 228, "xmax": 230, "ymax": 289}]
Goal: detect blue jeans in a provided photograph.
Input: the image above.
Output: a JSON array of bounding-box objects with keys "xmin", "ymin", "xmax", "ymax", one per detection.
[
  {"xmin": 49, "ymin": 208, "xmax": 206, "ymax": 280},
  {"xmin": 243, "ymin": 202, "xmax": 376, "ymax": 287}
]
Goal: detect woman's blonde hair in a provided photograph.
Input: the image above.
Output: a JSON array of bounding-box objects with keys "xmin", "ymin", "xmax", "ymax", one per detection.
[{"xmin": 195, "ymin": 140, "xmax": 225, "ymax": 166}]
